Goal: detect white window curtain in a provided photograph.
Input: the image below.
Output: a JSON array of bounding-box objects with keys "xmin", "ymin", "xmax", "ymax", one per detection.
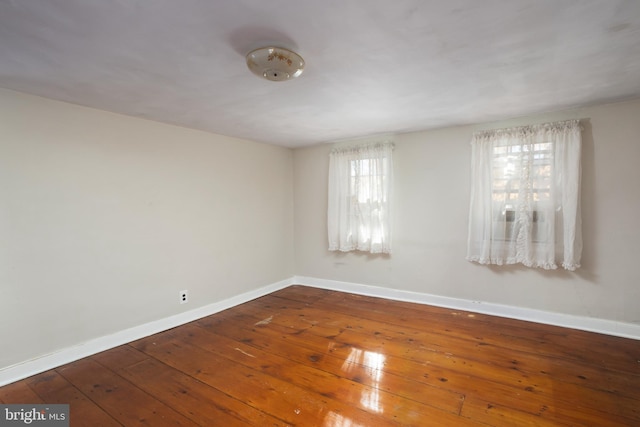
[
  {"xmin": 328, "ymin": 141, "xmax": 394, "ymax": 254},
  {"xmin": 466, "ymin": 120, "xmax": 582, "ymax": 270}
]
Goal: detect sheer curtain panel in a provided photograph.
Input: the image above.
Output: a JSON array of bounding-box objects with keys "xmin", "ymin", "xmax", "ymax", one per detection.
[
  {"xmin": 466, "ymin": 120, "xmax": 582, "ymax": 270},
  {"xmin": 328, "ymin": 142, "xmax": 394, "ymax": 254}
]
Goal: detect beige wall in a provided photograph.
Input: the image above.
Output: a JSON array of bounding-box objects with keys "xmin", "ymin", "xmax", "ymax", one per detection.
[
  {"xmin": 294, "ymin": 99, "xmax": 640, "ymax": 325},
  {"xmin": 0, "ymin": 89, "xmax": 294, "ymax": 369},
  {"xmin": 2, "ymin": 86, "xmax": 639, "ymax": 373}
]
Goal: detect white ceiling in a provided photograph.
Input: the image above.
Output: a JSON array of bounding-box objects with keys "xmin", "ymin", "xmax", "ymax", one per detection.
[{"xmin": 1, "ymin": 0, "xmax": 639, "ymax": 148}]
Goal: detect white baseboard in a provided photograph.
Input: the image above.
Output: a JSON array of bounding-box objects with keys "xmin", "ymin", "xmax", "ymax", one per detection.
[
  {"xmin": 0, "ymin": 278, "xmax": 294, "ymax": 387},
  {"xmin": 293, "ymin": 276, "xmax": 640, "ymax": 341},
  {"xmin": 3, "ymin": 275, "xmax": 638, "ymax": 387}
]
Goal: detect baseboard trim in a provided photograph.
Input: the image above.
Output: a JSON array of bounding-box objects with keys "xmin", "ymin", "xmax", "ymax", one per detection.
[
  {"xmin": 4, "ymin": 276, "xmax": 638, "ymax": 387},
  {"xmin": 293, "ymin": 276, "xmax": 640, "ymax": 341},
  {"xmin": 0, "ymin": 278, "xmax": 294, "ymax": 387}
]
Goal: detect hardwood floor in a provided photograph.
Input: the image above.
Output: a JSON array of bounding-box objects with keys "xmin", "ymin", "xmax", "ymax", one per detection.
[{"xmin": 1, "ymin": 285, "xmax": 639, "ymax": 426}]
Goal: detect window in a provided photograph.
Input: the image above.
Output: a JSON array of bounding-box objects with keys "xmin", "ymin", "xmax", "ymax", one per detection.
[
  {"xmin": 491, "ymin": 141, "xmax": 552, "ymax": 243},
  {"xmin": 328, "ymin": 142, "xmax": 394, "ymax": 254},
  {"xmin": 467, "ymin": 120, "xmax": 582, "ymax": 270}
]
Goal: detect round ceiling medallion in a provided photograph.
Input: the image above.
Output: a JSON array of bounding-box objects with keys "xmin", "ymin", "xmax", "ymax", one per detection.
[{"xmin": 246, "ymin": 46, "xmax": 305, "ymax": 82}]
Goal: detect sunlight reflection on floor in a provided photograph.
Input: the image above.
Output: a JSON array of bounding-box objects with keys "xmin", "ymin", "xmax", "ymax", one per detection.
[{"xmin": 341, "ymin": 347, "xmax": 386, "ymax": 413}]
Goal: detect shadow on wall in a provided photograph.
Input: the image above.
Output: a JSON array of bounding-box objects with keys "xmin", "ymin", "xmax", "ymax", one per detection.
[
  {"xmin": 329, "ymin": 249, "xmax": 391, "ymax": 265},
  {"xmin": 486, "ymin": 263, "xmax": 585, "ymax": 281},
  {"xmin": 576, "ymin": 119, "xmax": 598, "ymax": 284}
]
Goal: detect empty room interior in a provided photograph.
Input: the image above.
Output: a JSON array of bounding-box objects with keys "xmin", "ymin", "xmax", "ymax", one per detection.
[{"xmin": 1, "ymin": 1, "xmax": 639, "ymax": 426}]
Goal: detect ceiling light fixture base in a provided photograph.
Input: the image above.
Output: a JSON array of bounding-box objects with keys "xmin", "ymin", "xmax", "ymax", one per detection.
[{"xmin": 246, "ymin": 47, "xmax": 305, "ymax": 82}]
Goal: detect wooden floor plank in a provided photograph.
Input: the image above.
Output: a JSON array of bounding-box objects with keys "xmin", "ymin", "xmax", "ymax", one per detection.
[
  {"xmin": 57, "ymin": 358, "xmax": 197, "ymax": 426},
  {"xmin": 191, "ymin": 320, "xmax": 466, "ymax": 416},
  {"xmin": 273, "ymin": 286, "xmax": 640, "ymax": 374},
  {"xmin": 26, "ymin": 370, "xmax": 121, "ymax": 427},
  {"xmin": 136, "ymin": 339, "xmax": 356, "ymax": 425},
  {"xmin": 1, "ymin": 285, "xmax": 639, "ymax": 426},
  {"xmin": 0, "ymin": 380, "xmax": 44, "ymax": 404},
  {"xmin": 93, "ymin": 345, "xmax": 288, "ymax": 427},
  {"xmin": 132, "ymin": 332, "xmax": 415, "ymax": 426},
  {"xmin": 214, "ymin": 292, "xmax": 640, "ymax": 425},
  {"xmin": 198, "ymin": 302, "xmax": 636, "ymax": 426},
  {"xmin": 249, "ymin": 293, "xmax": 639, "ymax": 399},
  {"xmin": 313, "ymin": 289, "xmax": 640, "ymax": 374},
  {"xmin": 173, "ymin": 323, "xmax": 469, "ymax": 419}
]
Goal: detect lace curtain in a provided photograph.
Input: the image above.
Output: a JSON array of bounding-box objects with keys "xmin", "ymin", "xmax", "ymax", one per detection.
[
  {"xmin": 328, "ymin": 142, "xmax": 394, "ymax": 254},
  {"xmin": 466, "ymin": 120, "xmax": 582, "ymax": 270}
]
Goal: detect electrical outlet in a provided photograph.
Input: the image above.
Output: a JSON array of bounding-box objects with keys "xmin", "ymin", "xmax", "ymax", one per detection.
[{"xmin": 179, "ymin": 290, "xmax": 188, "ymax": 304}]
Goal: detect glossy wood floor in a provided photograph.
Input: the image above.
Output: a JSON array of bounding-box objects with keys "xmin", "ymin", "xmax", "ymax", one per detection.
[{"xmin": 2, "ymin": 285, "xmax": 639, "ymax": 426}]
